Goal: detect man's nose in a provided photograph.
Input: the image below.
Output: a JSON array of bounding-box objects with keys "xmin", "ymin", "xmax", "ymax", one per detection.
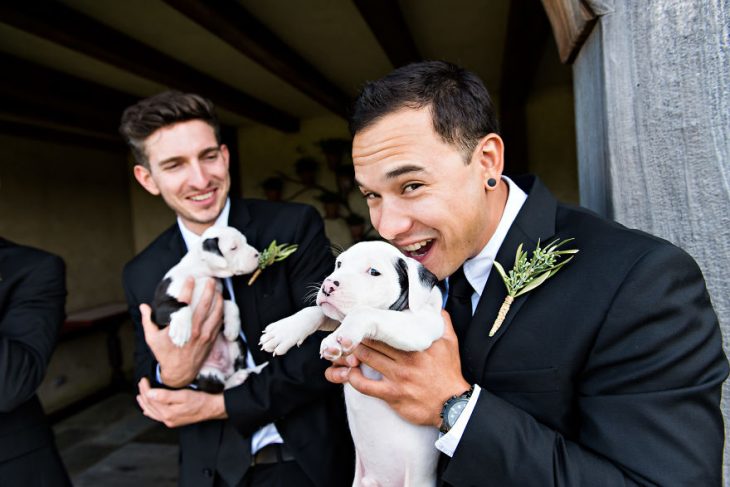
[
  {"xmin": 372, "ymin": 200, "xmax": 412, "ymax": 241},
  {"xmin": 188, "ymin": 161, "xmax": 211, "ymax": 188}
]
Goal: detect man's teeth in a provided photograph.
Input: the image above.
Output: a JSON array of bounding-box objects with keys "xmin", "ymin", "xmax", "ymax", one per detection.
[
  {"xmin": 402, "ymin": 240, "xmax": 431, "ymax": 252},
  {"xmin": 190, "ymin": 191, "xmax": 214, "ymax": 201}
]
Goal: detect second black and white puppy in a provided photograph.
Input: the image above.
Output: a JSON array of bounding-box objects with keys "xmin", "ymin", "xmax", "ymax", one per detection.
[
  {"xmin": 259, "ymin": 240, "xmax": 444, "ymax": 486},
  {"xmin": 152, "ymin": 225, "xmax": 264, "ymax": 392}
]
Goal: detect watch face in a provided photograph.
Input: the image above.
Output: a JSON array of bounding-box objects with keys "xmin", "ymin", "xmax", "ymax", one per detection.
[{"xmin": 447, "ymin": 399, "xmax": 468, "ymax": 426}]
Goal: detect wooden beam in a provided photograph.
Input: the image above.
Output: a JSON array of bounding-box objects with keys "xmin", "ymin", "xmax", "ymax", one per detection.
[
  {"xmin": 0, "ymin": 119, "xmax": 126, "ymax": 153},
  {"xmin": 353, "ymin": 0, "xmax": 421, "ymax": 68},
  {"xmin": 541, "ymin": 0, "xmax": 598, "ymax": 64},
  {"xmin": 163, "ymin": 0, "xmax": 350, "ymax": 118},
  {"xmin": 0, "ymin": 2, "xmax": 299, "ymax": 132},
  {"xmin": 499, "ymin": 0, "xmax": 552, "ymax": 176},
  {"xmin": 0, "ymin": 53, "xmax": 137, "ymax": 135}
]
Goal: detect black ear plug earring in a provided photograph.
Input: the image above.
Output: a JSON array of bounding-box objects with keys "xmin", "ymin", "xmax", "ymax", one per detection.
[{"xmin": 487, "ymin": 178, "xmax": 497, "ymax": 188}]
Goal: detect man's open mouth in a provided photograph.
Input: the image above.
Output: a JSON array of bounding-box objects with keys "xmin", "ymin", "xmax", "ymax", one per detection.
[{"xmin": 401, "ymin": 239, "xmax": 433, "ymax": 259}]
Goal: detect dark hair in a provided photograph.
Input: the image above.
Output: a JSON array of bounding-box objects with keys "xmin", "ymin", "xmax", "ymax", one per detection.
[
  {"xmin": 349, "ymin": 61, "xmax": 499, "ymax": 161},
  {"xmin": 119, "ymin": 91, "xmax": 221, "ymax": 167}
]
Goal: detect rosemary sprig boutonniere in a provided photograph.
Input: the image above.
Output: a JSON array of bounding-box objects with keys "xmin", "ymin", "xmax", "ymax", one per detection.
[
  {"xmin": 247, "ymin": 240, "xmax": 299, "ymax": 286},
  {"xmin": 490, "ymin": 238, "xmax": 578, "ymax": 337}
]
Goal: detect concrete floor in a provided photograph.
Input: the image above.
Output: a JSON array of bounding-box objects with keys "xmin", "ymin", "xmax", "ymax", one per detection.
[{"xmin": 54, "ymin": 392, "xmax": 180, "ymax": 486}]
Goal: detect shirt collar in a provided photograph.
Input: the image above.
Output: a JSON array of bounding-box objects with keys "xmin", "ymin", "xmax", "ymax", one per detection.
[
  {"xmin": 177, "ymin": 198, "xmax": 231, "ymax": 251},
  {"xmin": 462, "ymin": 176, "xmax": 527, "ymax": 297}
]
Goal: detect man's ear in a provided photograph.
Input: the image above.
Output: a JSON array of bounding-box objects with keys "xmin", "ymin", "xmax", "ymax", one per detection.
[
  {"xmin": 133, "ymin": 165, "xmax": 161, "ymax": 196},
  {"xmin": 473, "ymin": 133, "xmax": 504, "ymax": 187}
]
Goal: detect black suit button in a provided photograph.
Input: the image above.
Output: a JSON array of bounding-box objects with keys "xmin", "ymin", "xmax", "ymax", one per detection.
[{"xmin": 202, "ymin": 468, "xmax": 213, "ymax": 478}]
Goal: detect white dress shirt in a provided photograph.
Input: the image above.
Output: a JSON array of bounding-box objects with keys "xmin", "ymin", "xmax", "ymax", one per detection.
[{"xmin": 435, "ymin": 176, "xmax": 527, "ymax": 457}]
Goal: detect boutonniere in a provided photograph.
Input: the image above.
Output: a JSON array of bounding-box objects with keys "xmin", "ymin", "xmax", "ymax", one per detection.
[
  {"xmin": 490, "ymin": 238, "xmax": 578, "ymax": 337},
  {"xmin": 248, "ymin": 240, "xmax": 299, "ymax": 285}
]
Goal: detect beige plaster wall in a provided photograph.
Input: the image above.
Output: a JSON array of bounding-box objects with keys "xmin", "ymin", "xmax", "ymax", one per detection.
[
  {"xmin": 0, "ymin": 134, "xmax": 133, "ymax": 312},
  {"xmin": 238, "ymin": 115, "xmax": 351, "ymax": 199}
]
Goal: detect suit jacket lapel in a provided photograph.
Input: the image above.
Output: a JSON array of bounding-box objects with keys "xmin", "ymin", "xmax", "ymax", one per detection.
[
  {"xmin": 227, "ymin": 200, "xmax": 266, "ymax": 362},
  {"xmin": 461, "ymin": 176, "xmax": 558, "ymax": 382}
]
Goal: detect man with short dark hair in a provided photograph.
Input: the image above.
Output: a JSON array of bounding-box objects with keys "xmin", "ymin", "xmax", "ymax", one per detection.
[
  {"xmin": 120, "ymin": 91, "xmax": 353, "ymax": 487},
  {"xmin": 326, "ymin": 61, "xmax": 728, "ymax": 486}
]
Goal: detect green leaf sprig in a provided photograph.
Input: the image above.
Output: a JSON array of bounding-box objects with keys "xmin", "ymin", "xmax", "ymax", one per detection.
[
  {"xmin": 490, "ymin": 238, "xmax": 578, "ymax": 337},
  {"xmin": 248, "ymin": 240, "xmax": 298, "ymax": 286}
]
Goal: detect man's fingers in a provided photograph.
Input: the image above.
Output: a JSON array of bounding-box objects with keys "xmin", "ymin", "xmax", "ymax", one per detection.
[
  {"xmin": 201, "ymin": 292, "xmax": 224, "ymax": 339},
  {"xmin": 440, "ymin": 309, "xmax": 458, "ymax": 341},
  {"xmin": 324, "ymin": 364, "xmax": 351, "ymax": 384},
  {"xmin": 191, "ymin": 278, "xmax": 219, "ymax": 338},
  {"xmin": 139, "ymin": 304, "xmax": 160, "ymax": 344},
  {"xmin": 178, "ymin": 277, "xmax": 195, "ymax": 304},
  {"xmin": 347, "ymin": 366, "xmax": 392, "ymax": 400},
  {"xmin": 354, "ymin": 342, "xmax": 398, "ymax": 374}
]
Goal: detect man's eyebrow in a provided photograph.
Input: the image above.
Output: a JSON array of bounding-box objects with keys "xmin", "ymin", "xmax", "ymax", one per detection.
[
  {"xmin": 158, "ymin": 156, "xmax": 183, "ymax": 166},
  {"xmin": 355, "ymin": 164, "xmax": 425, "ymax": 189},
  {"xmin": 199, "ymin": 146, "xmax": 221, "ymax": 157},
  {"xmin": 384, "ymin": 164, "xmax": 424, "ymax": 180}
]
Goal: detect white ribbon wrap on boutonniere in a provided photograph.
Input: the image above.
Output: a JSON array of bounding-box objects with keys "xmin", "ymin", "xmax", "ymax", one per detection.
[{"xmin": 490, "ymin": 238, "xmax": 578, "ymax": 337}]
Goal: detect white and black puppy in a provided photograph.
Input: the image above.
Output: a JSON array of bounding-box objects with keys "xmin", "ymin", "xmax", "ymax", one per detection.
[
  {"xmin": 152, "ymin": 226, "xmax": 264, "ymax": 393},
  {"xmin": 260, "ymin": 240, "xmax": 444, "ymax": 487}
]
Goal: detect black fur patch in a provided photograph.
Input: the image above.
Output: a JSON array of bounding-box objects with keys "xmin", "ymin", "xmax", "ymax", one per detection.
[
  {"xmin": 194, "ymin": 375, "xmax": 225, "ymax": 393},
  {"xmin": 233, "ymin": 337, "xmax": 247, "ymax": 371},
  {"xmin": 151, "ymin": 277, "xmax": 186, "ymax": 327},
  {"xmin": 418, "ymin": 264, "xmax": 438, "ymax": 290},
  {"xmin": 389, "ymin": 257, "xmax": 410, "ymax": 311},
  {"xmin": 202, "ymin": 237, "xmax": 223, "ymax": 257}
]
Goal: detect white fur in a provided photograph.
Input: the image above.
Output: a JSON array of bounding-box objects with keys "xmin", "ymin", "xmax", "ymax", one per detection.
[
  {"xmin": 164, "ymin": 226, "xmax": 259, "ymax": 347},
  {"xmin": 260, "ymin": 241, "xmax": 444, "ymax": 486},
  {"xmin": 158, "ymin": 226, "xmax": 267, "ymax": 391}
]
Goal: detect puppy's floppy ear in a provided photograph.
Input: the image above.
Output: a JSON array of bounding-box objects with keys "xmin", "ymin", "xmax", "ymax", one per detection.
[
  {"xmin": 389, "ymin": 256, "xmax": 438, "ymax": 311},
  {"xmin": 406, "ymin": 257, "xmax": 438, "ymax": 310},
  {"xmin": 389, "ymin": 258, "xmax": 410, "ymax": 311},
  {"xmin": 202, "ymin": 237, "xmax": 223, "ymax": 257},
  {"xmin": 200, "ymin": 237, "xmax": 228, "ymax": 271}
]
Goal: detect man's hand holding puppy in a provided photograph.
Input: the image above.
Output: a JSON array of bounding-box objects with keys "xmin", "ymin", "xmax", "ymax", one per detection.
[
  {"xmin": 137, "ymin": 276, "xmax": 228, "ymax": 426},
  {"xmin": 325, "ymin": 310, "xmax": 470, "ymax": 428}
]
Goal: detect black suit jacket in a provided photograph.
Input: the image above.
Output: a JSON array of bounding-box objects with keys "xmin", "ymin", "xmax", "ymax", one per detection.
[
  {"xmin": 123, "ymin": 199, "xmax": 354, "ymax": 487},
  {"xmin": 0, "ymin": 238, "xmax": 70, "ymax": 485},
  {"xmin": 441, "ymin": 177, "xmax": 728, "ymax": 486}
]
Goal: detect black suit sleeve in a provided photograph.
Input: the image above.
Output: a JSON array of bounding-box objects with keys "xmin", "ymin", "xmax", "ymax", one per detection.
[
  {"xmin": 223, "ymin": 205, "xmax": 339, "ymax": 438},
  {"xmin": 123, "ymin": 273, "xmax": 158, "ymax": 387},
  {"xmin": 447, "ymin": 244, "xmax": 727, "ymax": 486},
  {"xmin": 0, "ymin": 252, "xmax": 66, "ymax": 412}
]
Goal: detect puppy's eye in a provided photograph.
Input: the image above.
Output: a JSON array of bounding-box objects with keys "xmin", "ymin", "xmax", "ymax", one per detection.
[
  {"xmin": 230, "ymin": 246, "xmax": 237, "ymax": 251},
  {"xmin": 336, "ymin": 261, "xmax": 342, "ymax": 268},
  {"xmin": 368, "ymin": 268, "xmax": 381, "ymax": 276}
]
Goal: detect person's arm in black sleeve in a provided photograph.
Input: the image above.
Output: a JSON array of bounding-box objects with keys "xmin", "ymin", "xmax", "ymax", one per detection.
[{"xmin": 0, "ymin": 252, "xmax": 66, "ymax": 412}]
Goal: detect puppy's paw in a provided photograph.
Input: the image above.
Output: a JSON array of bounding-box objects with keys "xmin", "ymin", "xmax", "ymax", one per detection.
[
  {"xmin": 168, "ymin": 307, "xmax": 193, "ymax": 347},
  {"xmin": 224, "ymin": 369, "xmax": 250, "ymax": 389},
  {"xmin": 259, "ymin": 319, "xmax": 303, "ymax": 356},
  {"xmin": 320, "ymin": 333, "xmax": 346, "ymax": 361}
]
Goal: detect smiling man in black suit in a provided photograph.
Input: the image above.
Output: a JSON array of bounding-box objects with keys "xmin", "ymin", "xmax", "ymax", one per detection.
[
  {"xmin": 0, "ymin": 239, "xmax": 71, "ymax": 487},
  {"xmin": 120, "ymin": 91, "xmax": 353, "ymax": 487},
  {"xmin": 325, "ymin": 61, "xmax": 728, "ymax": 486}
]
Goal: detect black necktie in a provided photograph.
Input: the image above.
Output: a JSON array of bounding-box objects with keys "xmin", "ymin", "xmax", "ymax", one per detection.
[{"xmin": 445, "ymin": 266, "xmax": 474, "ymax": 341}]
